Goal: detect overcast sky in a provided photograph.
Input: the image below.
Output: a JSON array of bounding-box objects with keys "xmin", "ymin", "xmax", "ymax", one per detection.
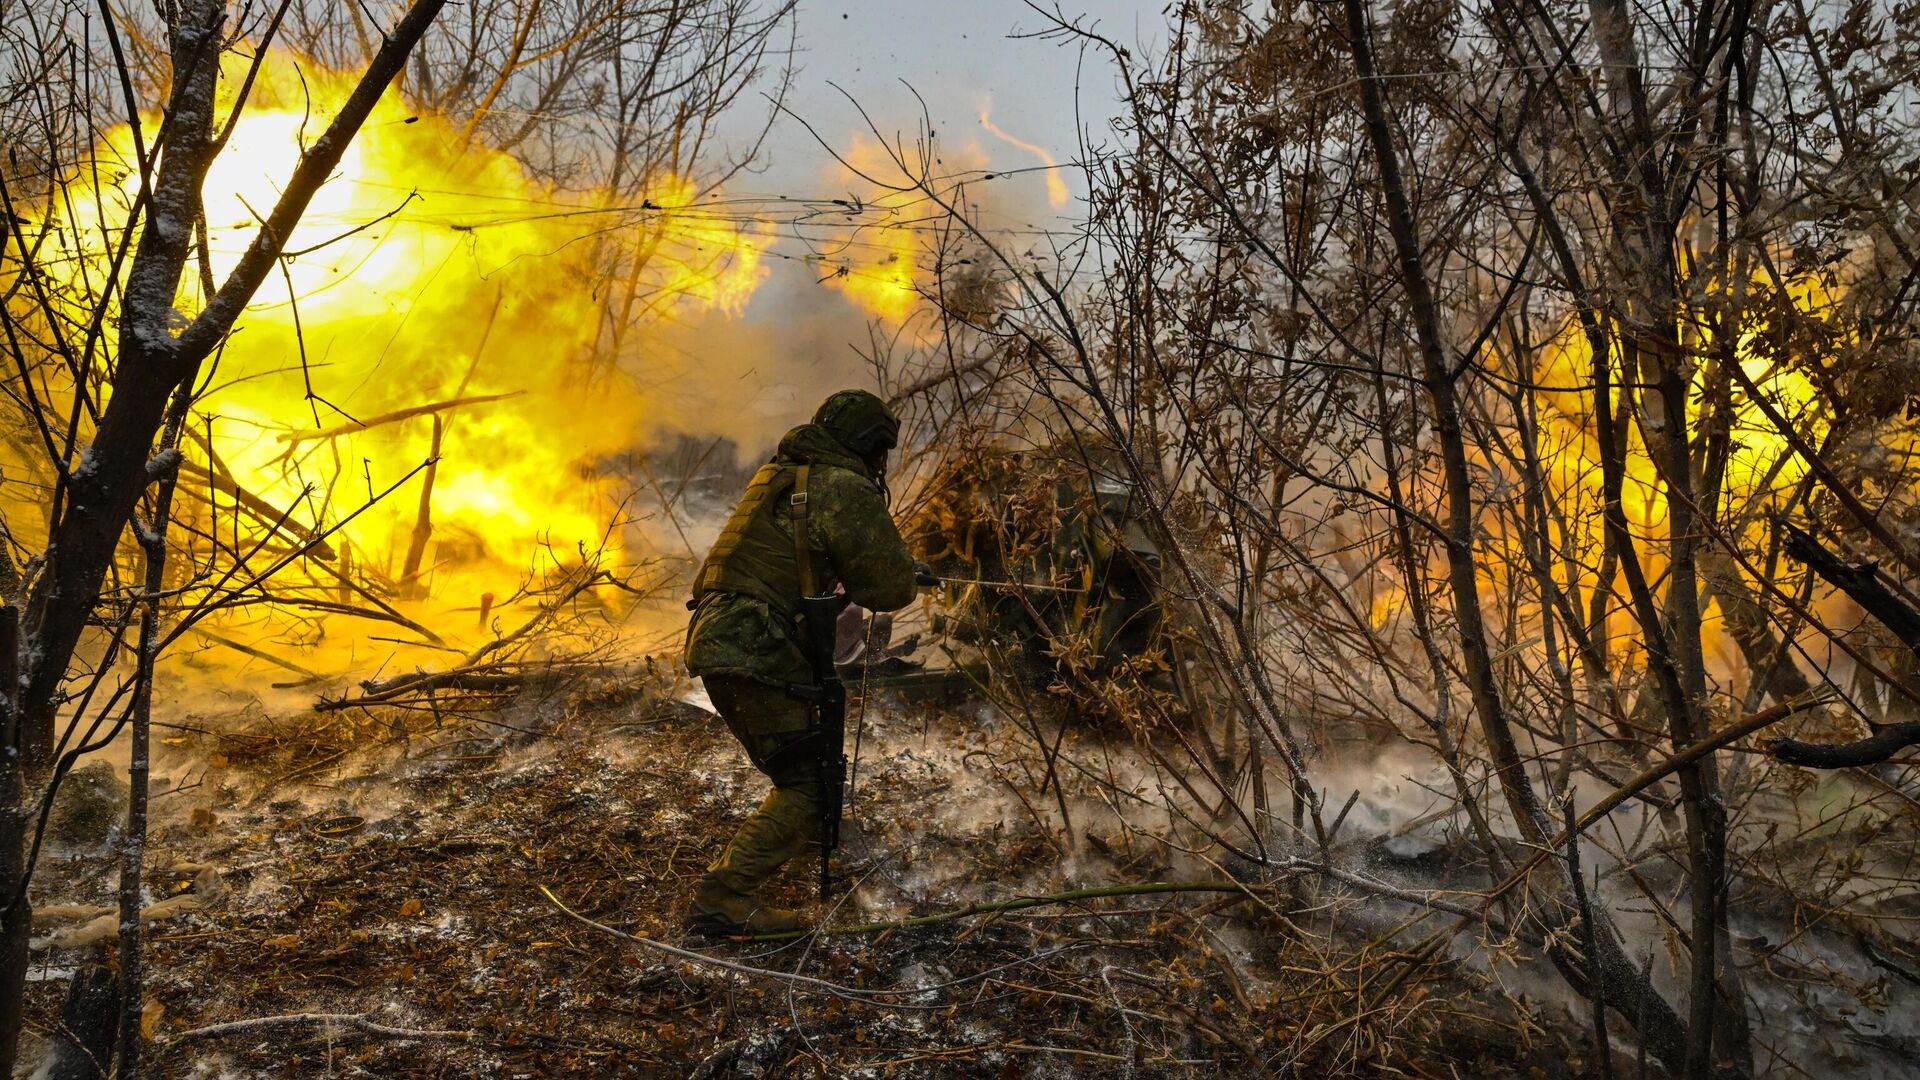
[
  {"xmin": 729, "ymin": 1, "xmax": 1163, "ymax": 218},
  {"xmin": 648, "ymin": 1, "xmax": 1167, "ymax": 438}
]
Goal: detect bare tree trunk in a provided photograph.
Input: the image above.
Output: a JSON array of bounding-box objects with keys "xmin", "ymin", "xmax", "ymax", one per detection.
[
  {"xmin": 1342, "ymin": 0, "xmax": 1696, "ymax": 1070},
  {"xmin": 45, "ymin": 959, "xmax": 116, "ymax": 1080},
  {"xmin": 1339, "ymin": 0, "xmax": 1546, "ymax": 843},
  {"xmin": 18, "ymin": 1, "xmax": 224, "ymax": 773},
  {"xmin": 1586, "ymin": 1, "xmax": 1750, "ymax": 1069},
  {"xmin": 0, "ymin": 606, "xmax": 24, "ymax": 1077},
  {"xmin": 114, "ymin": 378, "xmax": 199, "ymax": 1079},
  {"xmin": 18, "ymin": 0, "xmax": 452, "ymax": 771},
  {"xmin": 401, "ymin": 415, "xmax": 445, "ymax": 598},
  {"xmin": 0, "ymin": 3, "xmax": 451, "ymax": 1072}
]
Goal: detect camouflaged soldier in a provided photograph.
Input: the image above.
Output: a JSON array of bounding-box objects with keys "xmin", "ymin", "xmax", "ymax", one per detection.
[{"xmin": 682, "ymin": 389, "xmax": 918, "ymax": 935}]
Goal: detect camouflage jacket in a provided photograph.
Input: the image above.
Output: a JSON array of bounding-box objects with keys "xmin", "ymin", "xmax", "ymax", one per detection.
[{"xmin": 685, "ymin": 423, "xmax": 915, "ymax": 687}]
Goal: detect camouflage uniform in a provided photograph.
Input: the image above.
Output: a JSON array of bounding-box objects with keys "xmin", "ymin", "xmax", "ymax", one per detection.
[{"xmin": 684, "ymin": 390, "xmax": 915, "ymax": 933}]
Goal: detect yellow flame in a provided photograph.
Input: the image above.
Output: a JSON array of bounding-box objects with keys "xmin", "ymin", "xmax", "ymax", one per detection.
[
  {"xmin": 979, "ymin": 110, "xmax": 1070, "ymax": 210},
  {"xmin": 817, "ymin": 133, "xmax": 927, "ymax": 325},
  {"xmin": 17, "ymin": 49, "xmax": 776, "ymax": 661},
  {"xmin": 1489, "ymin": 284, "xmax": 1834, "ymax": 674}
]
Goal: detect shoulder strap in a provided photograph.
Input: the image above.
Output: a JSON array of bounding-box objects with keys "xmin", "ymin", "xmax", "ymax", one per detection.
[{"xmin": 790, "ymin": 464, "xmax": 816, "ymax": 597}]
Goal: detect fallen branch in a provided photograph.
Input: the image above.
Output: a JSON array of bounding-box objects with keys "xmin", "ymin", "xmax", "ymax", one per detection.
[
  {"xmin": 325, "ymin": 666, "xmax": 524, "ymax": 708},
  {"xmin": 30, "ymin": 904, "xmax": 113, "ymax": 930},
  {"xmin": 315, "ymin": 658, "xmax": 609, "ymax": 712},
  {"xmin": 1860, "ymin": 934, "xmax": 1920, "ymax": 987},
  {"xmin": 317, "ymin": 570, "xmax": 613, "ymax": 710},
  {"xmin": 33, "ymin": 867, "xmax": 224, "ymax": 950},
  {"xmin": 34, "ymin": 893, "xmax": 201, "ymax": 951},
  {"xmin": 746, "ymin": 880, "xmax": 1255, "ymax": 942},
  {"xmin": 540, "ymin": 885, "xmax": 1081, "ymax": 1010},
  {"xmin": 166, "ymin": 1011, "xmax": 472, "ymax": 1044}
]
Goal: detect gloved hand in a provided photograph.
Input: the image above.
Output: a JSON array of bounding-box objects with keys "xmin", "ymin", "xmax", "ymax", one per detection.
[{"xmin": 912, "ymin": 560, "xmax": 940, "ymax": 587}]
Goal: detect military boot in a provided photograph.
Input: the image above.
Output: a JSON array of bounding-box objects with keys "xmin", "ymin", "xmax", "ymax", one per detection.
[
  {"xmin": 685, "ymin": 784, "xmax": 817, "ymax": 936},
  {"xmin": 685, "ymin": 882, "xmax": 804, "ymax": 936}
]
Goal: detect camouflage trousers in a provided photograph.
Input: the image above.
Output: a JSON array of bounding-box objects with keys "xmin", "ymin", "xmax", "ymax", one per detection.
[{"xmin": 697, "ymin": 675, "xmax": 823, "ymax": 905}]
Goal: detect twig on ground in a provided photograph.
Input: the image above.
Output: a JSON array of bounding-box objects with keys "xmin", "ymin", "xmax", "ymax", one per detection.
[
  {"xmin": 165, "ymin": 1011, "xmax": 473, "ymax": 1044},
  {"xmin": 746, "ymin": 879, "xmax": 1253, "ymax": 942},
  {"xmin": 539, "ymin": 885, "xmax": 1082, "ymax": 1010}
]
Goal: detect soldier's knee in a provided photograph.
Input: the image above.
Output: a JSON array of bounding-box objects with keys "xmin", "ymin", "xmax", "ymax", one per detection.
[
  {"xmin": 786, "ymin": 779, "xmax": 824, "ymax": 809},
  {"xmin": 763, "ymin": 781, "xmax": 824, "ymax": 834},
  {"xmin": 753, "ymin": 726, "xmax": 823, "ymax": 786},
  {"xmin": 705, "ymin": 675, "xmax": 810, "ymax": 735}
]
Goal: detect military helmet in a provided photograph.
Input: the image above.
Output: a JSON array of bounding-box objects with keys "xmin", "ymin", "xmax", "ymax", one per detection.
[{"xmin": 814, "ymin": 389, "xmax": 900, "ymax": 459}]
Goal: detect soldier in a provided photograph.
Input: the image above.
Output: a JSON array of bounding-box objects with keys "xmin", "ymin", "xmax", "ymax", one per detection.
[{"xmin": 682, "ymin": 389, "xmax": 920, "ymax": 935}]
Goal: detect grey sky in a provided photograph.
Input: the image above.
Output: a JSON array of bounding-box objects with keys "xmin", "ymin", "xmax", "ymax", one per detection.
[
  {"xmin": 647, "ymin": 2, "xmax": 1165, "ymax": 437},
  {"xmin": 732, "ymin": 1, "xmax": 1161, "ymax": 220}
]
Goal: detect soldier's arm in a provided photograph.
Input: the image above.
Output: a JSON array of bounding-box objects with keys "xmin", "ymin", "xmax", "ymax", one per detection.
[{"xmin": 813, "ymin": 468, "xmax": 916, "ymax": 611}]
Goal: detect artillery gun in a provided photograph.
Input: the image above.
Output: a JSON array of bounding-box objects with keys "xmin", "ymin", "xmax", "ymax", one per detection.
[{"xmin": 839, "ymin": 441, "xmax": 1172, "ymax": 697}]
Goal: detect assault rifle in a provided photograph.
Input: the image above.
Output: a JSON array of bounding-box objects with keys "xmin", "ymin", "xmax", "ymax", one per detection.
[{"xmin": 785, "ymin": 591, "xmax": 849, "ymax": 900}]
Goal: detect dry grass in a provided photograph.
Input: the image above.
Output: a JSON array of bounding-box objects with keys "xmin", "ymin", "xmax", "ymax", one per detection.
[{"xmin": 24, "ymin": 673, "xmax": 1579, "ymax": 1077}]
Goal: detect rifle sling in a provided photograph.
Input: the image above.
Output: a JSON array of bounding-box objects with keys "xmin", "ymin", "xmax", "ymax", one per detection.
[{"xmin": 790, "ymin": 464, "xmax": 816, "ymax": 598}]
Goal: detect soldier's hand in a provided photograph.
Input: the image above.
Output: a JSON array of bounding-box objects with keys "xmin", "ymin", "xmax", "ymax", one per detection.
[{"xmin": 912, "ymin": 560, "xmax": 939, "ymax": 587}]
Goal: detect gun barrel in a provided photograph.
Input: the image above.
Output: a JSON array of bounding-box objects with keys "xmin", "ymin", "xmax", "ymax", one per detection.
[{"xmin": 932, "ymin": 575, "xmax": 1084, "ymax": 594}]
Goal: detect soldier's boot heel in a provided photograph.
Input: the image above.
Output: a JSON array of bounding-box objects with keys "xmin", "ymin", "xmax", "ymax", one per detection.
[
  {"xmin": 685, "ymin": 781, "xmax": 817, "ymax": 936},
  {"xmin": 685, "ymin": 878, "xmax": 805, "ymax": 936}
]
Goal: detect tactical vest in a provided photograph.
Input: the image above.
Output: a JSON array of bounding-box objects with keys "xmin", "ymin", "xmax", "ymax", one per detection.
[{"xmin": 692, "ymin": 462, "xmax": 833, "ymax": 617}]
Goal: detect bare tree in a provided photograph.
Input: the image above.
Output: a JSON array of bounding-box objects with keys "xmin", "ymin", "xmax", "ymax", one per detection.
[
  {"xmin": 0, "ymin": 0, "xmax": 794, "ymax": 1071},
  {"xmin": 877, "ymin": 0, "xmax": 1920, "ymax": 1074},
  {"xmin": 0, "ymin": 2, "xmax": 460, "ymax": 1069}
]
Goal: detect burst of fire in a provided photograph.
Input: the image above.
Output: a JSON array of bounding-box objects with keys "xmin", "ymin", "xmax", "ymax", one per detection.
[
  {"xmin": 816, "ymin": 134, "xmax": 928, "ymax": 326},
  {"xmin": 16, "ymin": 50, "xmax": 776, "ymax": 663},
  {"xmin": 812, "ymin": 132, "xmax": 1008, "ymax": 333},
  {"xmin": 1477, "ymin": 291, "xmax": 1835, "ymax": 674},
  {"xmin": 1360, "ymin": 281, "xmax": 1838, "ymax": 670},
  {"xmin": 1529, "ymin": 298, "xmax": 1827, "ymax": 534},
  {"xmin": 979, "ymin": 110, "xmax": 1071, "ymax": 210}
]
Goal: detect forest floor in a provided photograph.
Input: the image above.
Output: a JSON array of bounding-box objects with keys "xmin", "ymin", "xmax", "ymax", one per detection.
[{"xmin": 20, "ymin": 669, "xmax": 1591, "ymax": 1078}]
